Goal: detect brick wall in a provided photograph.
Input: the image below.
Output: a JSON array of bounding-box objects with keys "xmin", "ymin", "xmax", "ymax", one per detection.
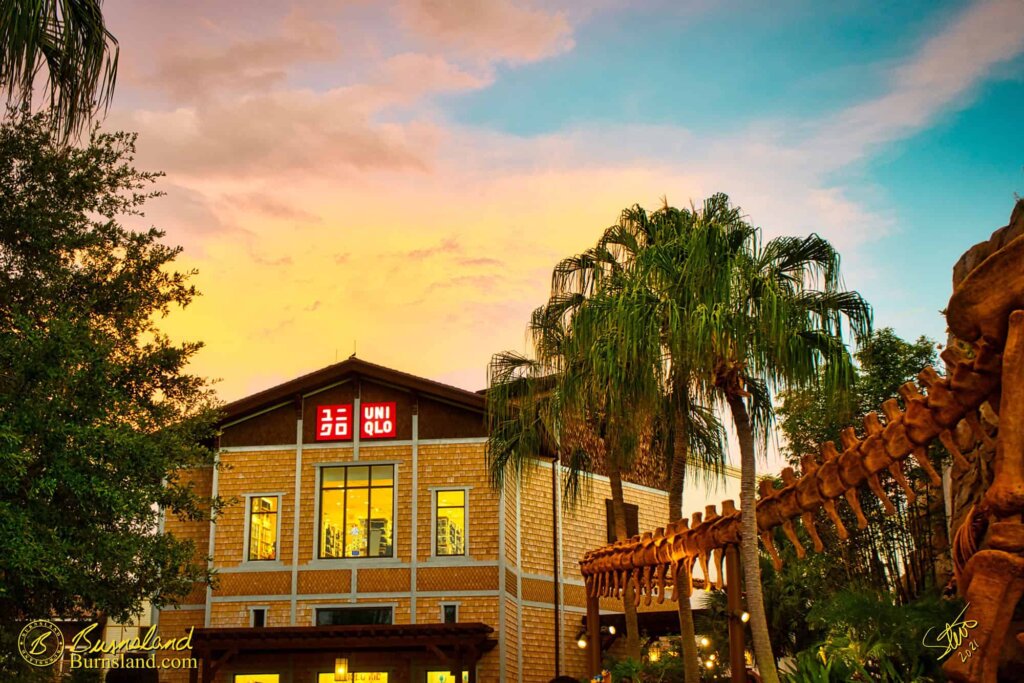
[{"xmin": 155, "ymin": 365, "xmax": 734, "ymax": 683}]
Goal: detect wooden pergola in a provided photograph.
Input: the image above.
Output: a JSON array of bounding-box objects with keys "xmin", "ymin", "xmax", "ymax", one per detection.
[
  {"xmin": 578, "ymin": 226, "xmax": 1024, "ymax": 683},
  {"xmin": 188, "ymin": 623, "xmax": 497, "ymax": 683}
]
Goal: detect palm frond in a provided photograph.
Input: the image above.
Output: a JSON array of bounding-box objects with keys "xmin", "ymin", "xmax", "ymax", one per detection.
[{"xmin": 2, "ymin": 0, "xmax": 119, "ymax": 136}]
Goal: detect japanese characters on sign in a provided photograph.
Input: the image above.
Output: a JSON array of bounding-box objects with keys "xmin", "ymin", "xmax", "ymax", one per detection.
[
  {"xmin": 315, "ymin": 402, "xmax": 397, "ymax": 441},
  {"xmin": 316, "ymin": 405, "xmax": 352, "ymax": 441}
]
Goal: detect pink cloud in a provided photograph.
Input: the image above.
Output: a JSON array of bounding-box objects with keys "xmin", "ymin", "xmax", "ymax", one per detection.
[
  {"xmin": 113, "ymin": 90, "xmax": 442, "ymax": 178},
  {"xmin": 405, "ymin": 236, "xmax": 462, "ymax": 260},
  {"xmin": 395, "ymin": 0, "xmax": 574, "ymax": 63},
  {"xmin": 148, "ymin": 12, "xmax": 339, "ymax": 103},
  {"xmin": 222, "ymin": 192, "xmax": 322, "ymax": 223}
]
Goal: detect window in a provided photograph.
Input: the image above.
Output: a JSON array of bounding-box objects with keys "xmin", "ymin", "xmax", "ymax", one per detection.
[
  {"xmin": 426, "ymin": 672, "xmax": 467, "ymax": 683},
  {"xmin": 250, "ymin": 607, "xmax": 266, "ymax": 628},
  {"xmin": 605, "ymin": 499, "xmax": 639, "ymax": 543},
  {"xmin": 247, "ymin": 496, "xmax": 279, "ymax": 561},
  {"xmin": 435, "ymin": 490, "xmax": 466, "ymax": 556},
  {"xmin": 441, "ymin": 604, "xmax": 458, "ymax": 624},
  {"xmin": 315, "ymin": 606, "xmax": 393, "ymax": 626},
  {"xmin": 319, "ymin": 465, "xmax": 394, "ymax": 558},
  {"xmin": 234, "ymin": 676, "xmax": 279, "ymax": 683}
]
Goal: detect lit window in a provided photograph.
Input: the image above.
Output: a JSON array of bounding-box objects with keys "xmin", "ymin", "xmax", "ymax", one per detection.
[
  {"xmin": 247, "ymin": 496, "xmax": 278, "ymax": 561},
  {"xmin": 320, "ymin": 465, "xmax": 394, "ymax": 559},
  {"xmin": 234, "ymin": 676, "xmax": 279, "ymax": 683},
  {"xmin": 435, "ymin": 490, "xmax": 466, "ymax": 556},
  {"xmin": 426, "ymin": 672, "xmax": 468, "ymax": 683}
]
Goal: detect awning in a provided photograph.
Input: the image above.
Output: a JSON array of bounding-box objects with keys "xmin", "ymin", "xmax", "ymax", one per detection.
[{"xmin": 189, "ymin": 623, "xmax": 497, "ymax": 683}]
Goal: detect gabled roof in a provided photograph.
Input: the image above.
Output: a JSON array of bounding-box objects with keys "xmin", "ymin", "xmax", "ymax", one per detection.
[{"xmin": 220, "ymin": 356, "xmax": 485, "ymax": 424}]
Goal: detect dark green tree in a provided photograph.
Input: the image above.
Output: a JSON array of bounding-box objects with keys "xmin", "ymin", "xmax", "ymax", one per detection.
[
  {"xmin": 0, "ymin": 113, "xmax": 221, "ymax": 676},
  {"xmin": 776, "ymin": 328, "xmax": 948, "ymax": 599}
]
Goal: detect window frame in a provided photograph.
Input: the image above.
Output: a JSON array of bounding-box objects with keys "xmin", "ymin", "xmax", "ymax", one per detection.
[
  {"xmin": 248, "ymin": 605, "xmax": 269, "ymax": 628},
  {"xmin": 311, "ymin": 604, "xmax": 396, "ymax": 626},
  {"xmin": 315, "ymin": 462, "xmax": 398, "ymax": 561},
  {"xmin": 242, "ymin": 493, "xmax": 284, "ymax": 563},
  {"xmin": 430, "ymin": 487, "xmax": 471, "ymax": 558},
  {"xmin": 440, "ymin": 602, "xmax": 459, "ymax": 624}
]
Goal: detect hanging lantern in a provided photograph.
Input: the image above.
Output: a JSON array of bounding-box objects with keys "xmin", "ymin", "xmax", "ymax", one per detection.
[{"xmin": 335, "ymin": 657, "xmax": 351, "ymax": 682}]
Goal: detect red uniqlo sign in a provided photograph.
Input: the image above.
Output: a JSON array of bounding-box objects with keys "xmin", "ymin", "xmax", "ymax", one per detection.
[
  {"xmin": 361, "ymin": 402, "xmax": 397, "ymax": 439},
  {"xmin": 316, "ymin": 404, "xmax": 352, "ymax": 441}
]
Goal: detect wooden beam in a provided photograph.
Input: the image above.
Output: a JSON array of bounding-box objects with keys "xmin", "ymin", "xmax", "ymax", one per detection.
[
  {"xmin": 725, "ymin": 545, "xmax": 747, "ymax": 683},
  {"xmin": 586, "ymin": 591, "xmax": 601, "ymax": 677}
]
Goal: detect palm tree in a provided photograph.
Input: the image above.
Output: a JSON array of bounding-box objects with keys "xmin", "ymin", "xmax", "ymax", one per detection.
[
  {"xmin": 550, "ymin": 204, "xmax": 727, "ymax": 682},
  {"xmin": 668, "ymin": 194, "xmax": 872, "ymax": 682},
  {"xmin": 2, "ymin": 0, "xmax": 119, "ymax": 135},
  {"xmin": 487, "ymin": 292, "xmax": 658, "ymax": 660}
]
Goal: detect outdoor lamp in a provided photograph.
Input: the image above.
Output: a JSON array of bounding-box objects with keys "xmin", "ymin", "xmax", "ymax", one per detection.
[
  {"xmin": 607, "ymin": 625, "xmax": 616, "ymax": 635},
  {"xmin": 577, "ymin": 633, "xmax": 588, "ymax": 649},
  {"xmin": 741, "ymin": 611, "xmax": 750, "ymax": 623},
  {"xmin": 334, "ymin": 657, "xmax": 351, "ymax": 682}
]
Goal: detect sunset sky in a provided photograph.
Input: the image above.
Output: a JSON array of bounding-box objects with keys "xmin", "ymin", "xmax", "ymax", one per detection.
[{"xmin": 102, "ymin": 0, "xmax": 1024, "ymax": 405}]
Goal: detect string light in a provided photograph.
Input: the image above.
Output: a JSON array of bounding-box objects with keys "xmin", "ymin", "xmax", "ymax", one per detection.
[
  {"xmin": 699, "ymin": 637, "xmax": 710, "ymax": 648},
  {"xmin": 741, "ymin": 611, "xmax": 750, "ymax": 623}
]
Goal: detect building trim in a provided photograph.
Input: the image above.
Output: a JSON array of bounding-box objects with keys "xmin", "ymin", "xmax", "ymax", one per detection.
[
  {"xmin": 221, "ymin": 400, "xmax": 292, "ymax": 429},
  {"xmin": 353, "ymin": 395, "xmax": 361, "ymax": 460},
  {"xmin": 299, "ymin": 559, "xmax": 410, "ymax": 571},
  {"xmin": 301, "ymin": 378, "xmax": 353, "ymax": 399},
  {"xmin": 497, "ymin": 477, "xmax": 507, "ymax": 683},
  {"xmin": 554, "ymin": 458, "xmax": 564, "ymax": 675},
  {"xmin": 290, "ymin": 410, "xmax": 303, "ymax": 624},
  {"xmin": 410, "ymin": 406, "xmax": 419, "ymax": 623},
  {"xmin": 418, "ymin": 558, "xmax": 496, "ymax": 568},
  {"xmin": 515, "ymin": 476, "xmax": 523, "ymax": 683},
  {"xmin": 204, "ymin": 450, "xmax": 220, "ymax": 628},
  {"xmin": 209, "ymin": 590, "xmax": 501, "ymax": 604},
  {"xmin": 217, "ymin": 437, "xmax": 487, "ymax": 453}
]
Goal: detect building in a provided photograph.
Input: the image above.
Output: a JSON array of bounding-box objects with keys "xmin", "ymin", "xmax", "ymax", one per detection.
[{"xmin": 156, "ymin": 358, "xmax": 738, "ymax": 683}]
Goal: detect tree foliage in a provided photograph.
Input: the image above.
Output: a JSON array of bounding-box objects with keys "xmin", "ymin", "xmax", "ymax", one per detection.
[
  {"xmin": 776, "ymin": 328, "xmax": 947, "ymax": 601},
  {"xmin": 0, "ymin": 112, "xmax": 220, "ymax": 674}
]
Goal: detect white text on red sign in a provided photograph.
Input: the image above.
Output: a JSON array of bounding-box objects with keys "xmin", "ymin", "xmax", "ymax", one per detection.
[
  {"xmin": 361, "ymin": 402, "xmax": 397, "ymax": 439},
  {"xmin": 316, "ymin": 405, "xmax": 351, "ymax": 441}
]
